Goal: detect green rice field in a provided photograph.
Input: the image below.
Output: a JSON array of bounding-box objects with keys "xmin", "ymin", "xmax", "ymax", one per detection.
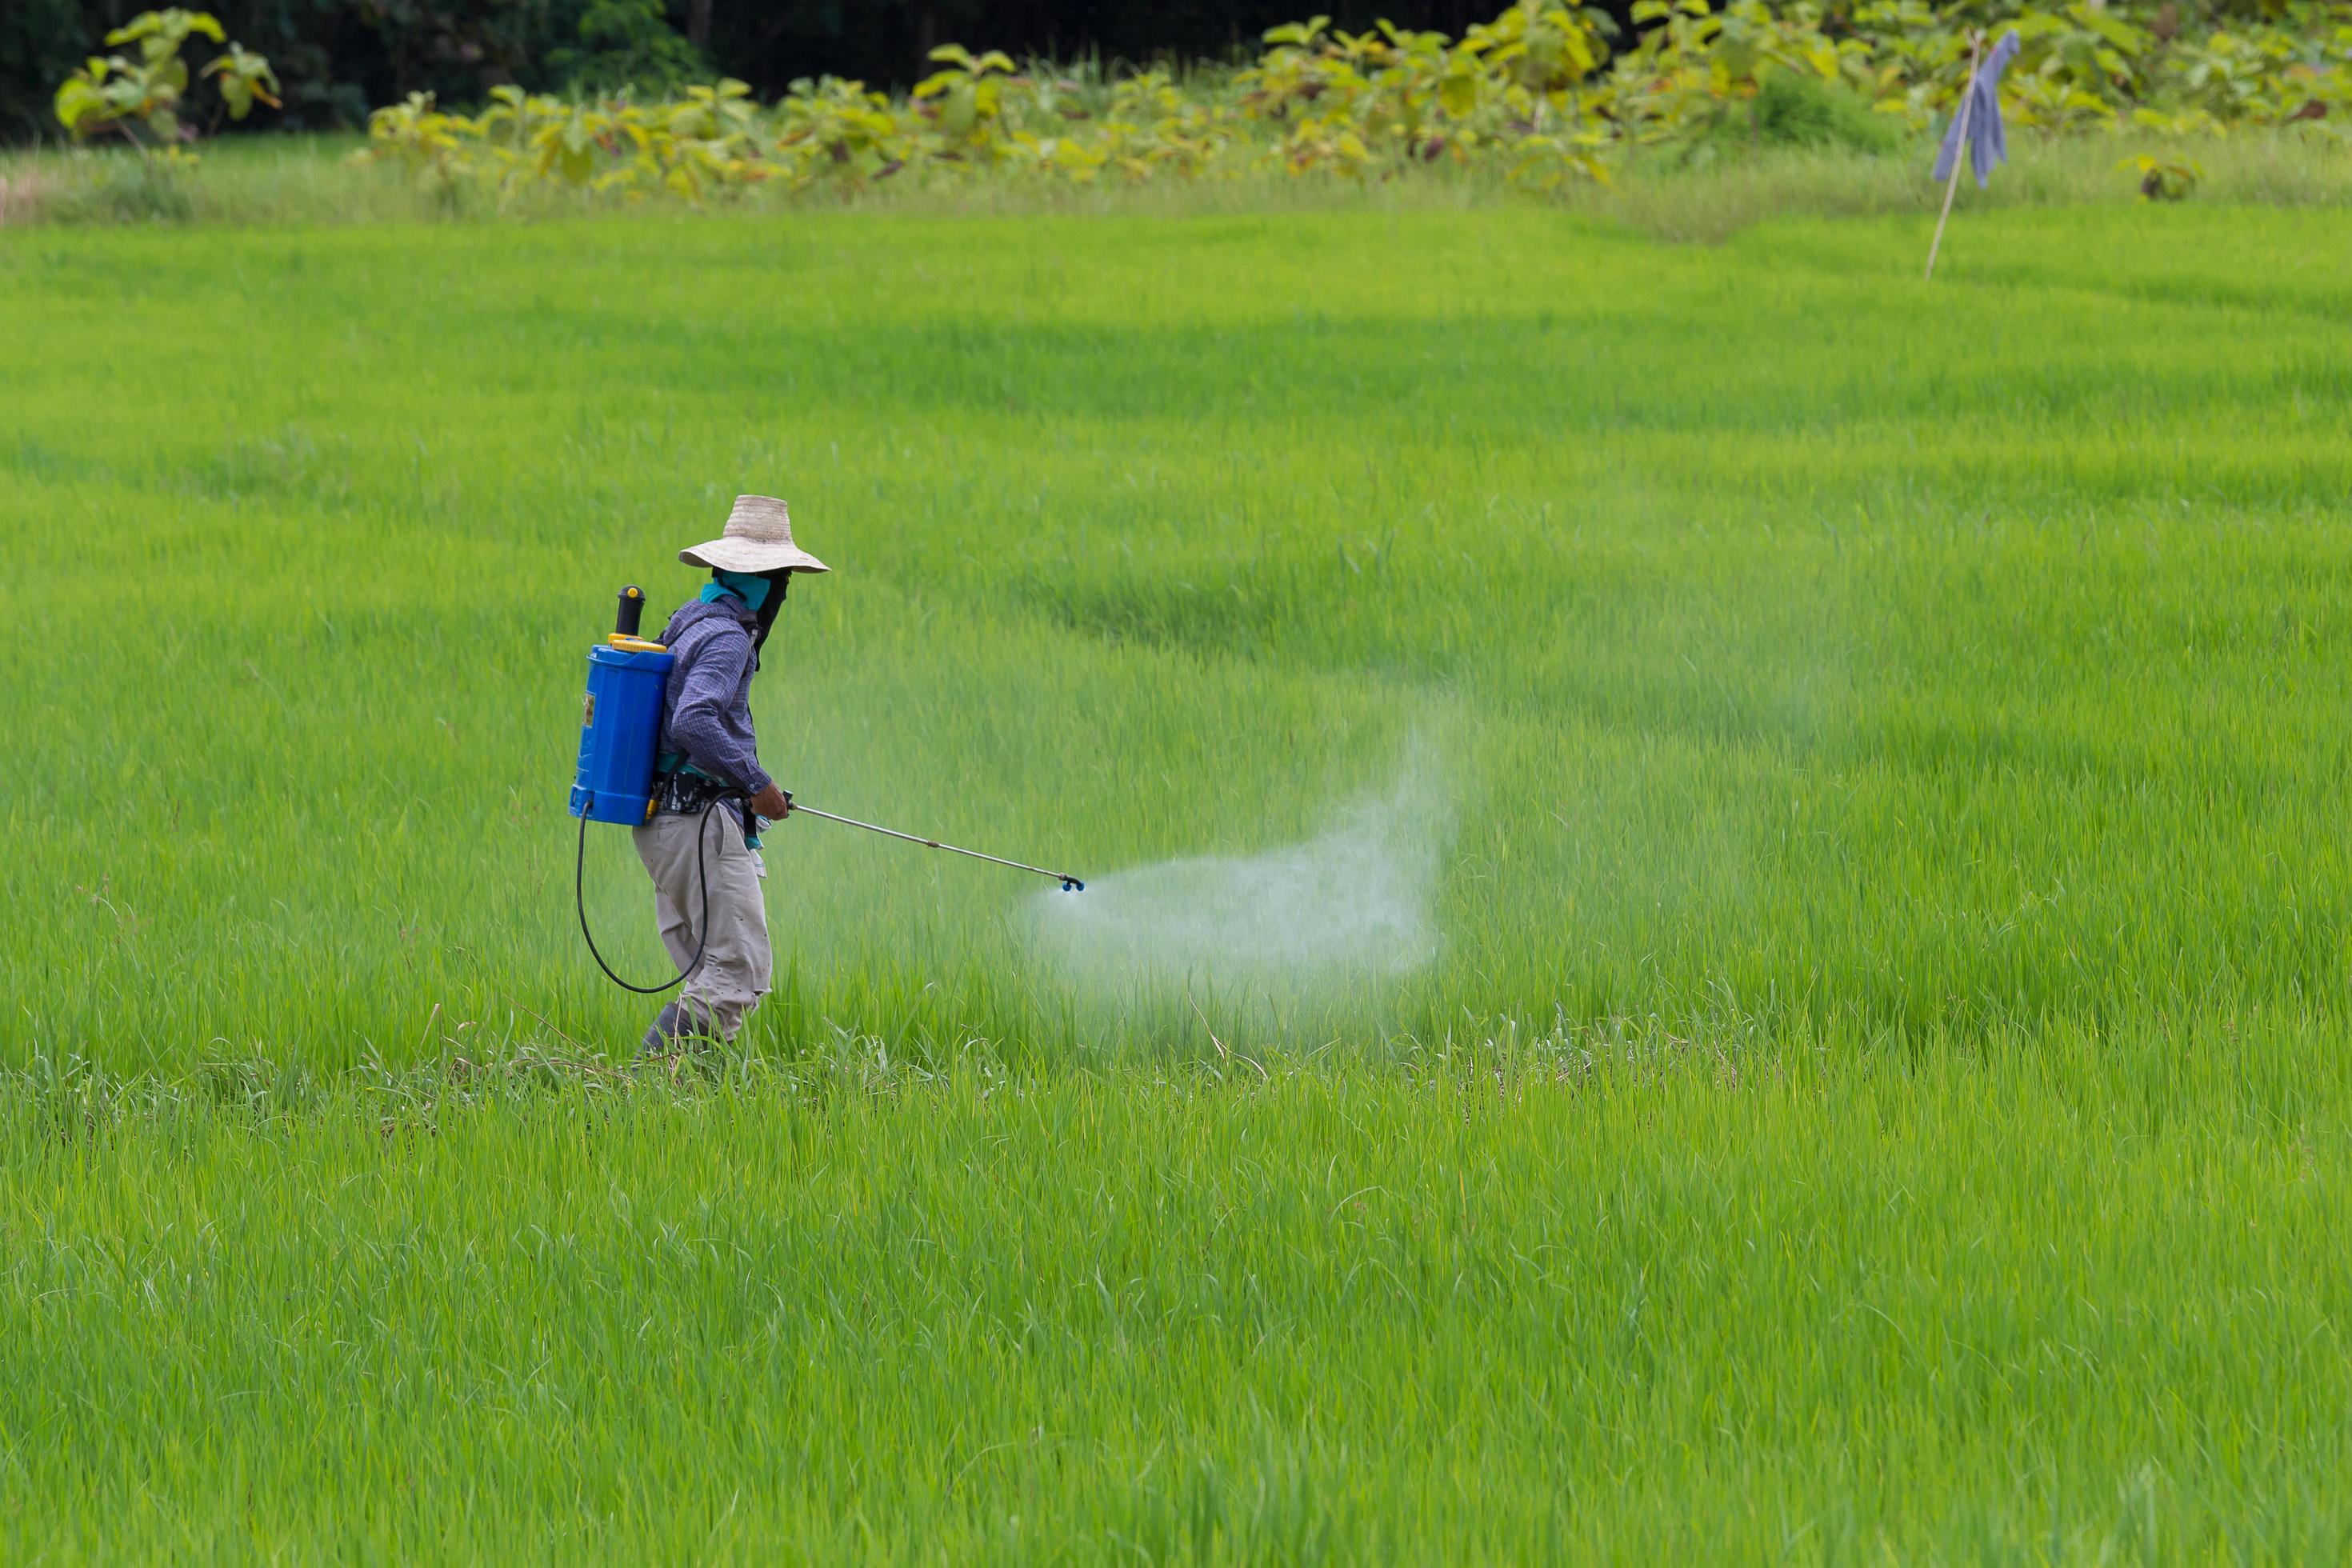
[{"xmin": 4, "ymin": 197, "xmax": 2350, "ymax": 1558}]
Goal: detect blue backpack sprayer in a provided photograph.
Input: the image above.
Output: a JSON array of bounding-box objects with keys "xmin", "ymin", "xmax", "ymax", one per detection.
[{"xmin": 570, "ymin": 585, "xmax": 1083, "ymax": 994}]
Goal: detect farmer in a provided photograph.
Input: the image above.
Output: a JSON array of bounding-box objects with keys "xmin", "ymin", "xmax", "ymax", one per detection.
[{"xmin": 636, "ymin": 494, "xmax": 828, "ymax": 1054}]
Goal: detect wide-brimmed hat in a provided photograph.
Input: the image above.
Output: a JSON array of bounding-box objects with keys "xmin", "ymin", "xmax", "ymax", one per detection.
[{"xmin": 679, "ymin": 494, "xmax": 830, "ymax": 575}]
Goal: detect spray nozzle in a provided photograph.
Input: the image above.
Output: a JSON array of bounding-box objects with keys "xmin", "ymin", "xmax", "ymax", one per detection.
[{"xmin": 1062, "ymin": 879, "xmax": 1085, "ymax": 893}]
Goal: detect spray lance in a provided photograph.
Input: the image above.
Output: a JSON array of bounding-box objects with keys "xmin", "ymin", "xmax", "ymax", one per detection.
[{"xmin": 569, "ymin": 584, "xmax": 1084, "ymax": 993}]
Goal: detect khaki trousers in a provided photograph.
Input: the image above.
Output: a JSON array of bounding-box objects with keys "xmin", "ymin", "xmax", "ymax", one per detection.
[{"xmin": 632, "ymin": 806, "xmax": 770, "ymax": 1042}]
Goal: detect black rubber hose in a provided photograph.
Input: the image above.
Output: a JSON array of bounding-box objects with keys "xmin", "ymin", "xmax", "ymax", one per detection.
[{"xmin": 575, "ymin": 798, "xmax": 717, "ymax": 994}]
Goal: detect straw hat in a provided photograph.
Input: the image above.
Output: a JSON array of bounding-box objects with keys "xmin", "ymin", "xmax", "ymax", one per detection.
[{"xmin": 679, "ymin": 494, "xmax": 830, "ymax": 575}]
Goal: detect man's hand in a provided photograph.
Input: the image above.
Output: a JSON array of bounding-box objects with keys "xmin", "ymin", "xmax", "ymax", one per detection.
[{"xmin": 750, "ymin": 783, "xmax": 793, "ymax": 822}]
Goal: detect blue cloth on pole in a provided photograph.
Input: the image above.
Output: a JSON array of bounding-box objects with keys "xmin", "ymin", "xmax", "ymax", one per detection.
[{"xmin": 1932, "ymin": 32, "xmax": 2021, "ymax": 190}]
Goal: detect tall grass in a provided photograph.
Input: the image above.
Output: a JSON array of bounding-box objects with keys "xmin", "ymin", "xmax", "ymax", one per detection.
[
  {"xmin": 6, "ymin": 129, "xmax": 2351, "ymax": 240},
  {"xmin": 4, "ymin": 200, "xmax": 2351, "ymax": 1554},
  {"xmin": 2, "ymin": 1018, "xmax": 2347, "ymax": 1559}
]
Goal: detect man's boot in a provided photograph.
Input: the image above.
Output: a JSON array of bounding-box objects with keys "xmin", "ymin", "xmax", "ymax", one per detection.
[{"xmin": 640, "ymin": 998, "xmax": 720, "ymax": 1056}]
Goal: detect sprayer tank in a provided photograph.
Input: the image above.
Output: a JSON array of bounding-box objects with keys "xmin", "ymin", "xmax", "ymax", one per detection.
[{"xmin": 570, "ymin": 642, "xmax": 675, "ymax": 826}]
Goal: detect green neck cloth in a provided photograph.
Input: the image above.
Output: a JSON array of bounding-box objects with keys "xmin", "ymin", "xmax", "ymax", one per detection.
[{"xmin": 700, "ymin": 570, "xmax": 772, "ymax": 612}]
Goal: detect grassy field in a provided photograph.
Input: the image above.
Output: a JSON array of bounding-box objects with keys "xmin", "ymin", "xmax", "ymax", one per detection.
[
  {"xmin": 4, "ymin": 197, "xmax": 2351, "ymax": 1557},
  {"xmin": 9, "ymin": 128, "xmax": 2352, "ymax": 239}
]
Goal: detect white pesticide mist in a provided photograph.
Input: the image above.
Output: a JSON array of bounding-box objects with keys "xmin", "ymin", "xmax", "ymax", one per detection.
[{"xmin": 1027, "ymin": 748, "xmax": 1450, "ymax": 995}]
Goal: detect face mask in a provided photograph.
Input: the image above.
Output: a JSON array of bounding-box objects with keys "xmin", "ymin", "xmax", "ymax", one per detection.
[{"xmin": 702, "ymin": 570, "xmax": 772, "ymax": 613}]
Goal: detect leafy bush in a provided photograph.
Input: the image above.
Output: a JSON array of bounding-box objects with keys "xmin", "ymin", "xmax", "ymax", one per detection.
[
  {"xmin": 361, "ymin": 78, "xmax": 768, "ymax": 202},
  {"xmin": 344, "ymin": 1, "xmax": 2350, "ymax": 209},
  {"xmin": 546, "ymin": 0, "xmax": 709, "ymax": 99},
  {"xmin": 1748, "ymin": 70, "xmax": 1902, "ymax": 154},
  {"xmin": 51, "ymin": 8, "xmax": 275, "ymax": 154},
  {"xmin": 49, "ymin": 6, "xmax": 276, "ymax": 161}
]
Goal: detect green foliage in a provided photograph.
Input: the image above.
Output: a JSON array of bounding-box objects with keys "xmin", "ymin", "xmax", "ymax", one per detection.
[
  {"xmin": 357, "ymin": 78, "xmax": 770, "ymax": 202},
  {"xmin": 6, "ymin": 1, "xmax": 2350, "ymax": 159},
  {"xmin": 50, "ymin": 8, "xmax": 275, "ymax": 154},
  {"xmin": 334, "ymin": 3, "xmax": 2350, "ymax": 210},
  {"xmin": 545, "ymin": 0, "xmax": 709, "ymax": 98},
  {"xmin": 205, "ymin": 41, "xmax": 275, "ymax": 121},
  {"xmin": 910, "ymin": 42, "xmax": 1022, "ymax": 162},
  {"xmin": 1748, "ymin": 68, "xmax": 1902, "ymax": 153},
  {"xmin": 774, "ymin": 75, "xmax": 911, "ymax": 189}
]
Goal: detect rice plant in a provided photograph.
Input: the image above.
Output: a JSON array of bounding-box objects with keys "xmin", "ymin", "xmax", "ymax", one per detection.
[{"xmin": 2, "ymin": 198, "xmax": 2349, "ymax": 1557}]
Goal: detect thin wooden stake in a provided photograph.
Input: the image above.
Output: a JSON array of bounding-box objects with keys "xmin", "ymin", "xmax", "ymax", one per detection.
[{"xmin": 1925, "ymin": 32, "xmax": 1984, "ymax": 282}]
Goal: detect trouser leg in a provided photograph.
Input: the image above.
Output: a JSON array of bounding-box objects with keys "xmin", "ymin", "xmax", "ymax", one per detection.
[
  {"xmin": 646, "ymin": 870, "xmax": 699, "ymax": 977},
  {"xmin": 632, "ymin": 806, "xmax": 772, "ymax": 1044}
]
